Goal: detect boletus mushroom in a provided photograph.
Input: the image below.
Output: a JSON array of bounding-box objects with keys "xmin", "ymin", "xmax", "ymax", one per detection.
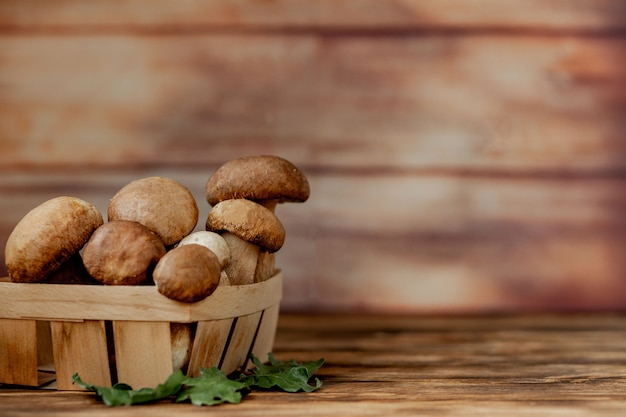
[
  {"xmin": 108, "ymin": 176, "xmax": 198, "ymax": 247},
  {"xmin": 5, "ymin": 196, "xmax": 103, "ymax": 283},
  {"xmin": 206, "ymin": 199, "xmax": 285, "ymax": 285},
  {"xmin": 153, "ymin": 244, "xmax": 221, "ymax": 303},
  {"xmin": 177, "ymin": 231, "xmax": 231, "ymax": 285},
  {"xmin": 82, "ymin": 220, "xmax": 166, "ymax": 285},
  {"xmin": 205, "ymin": 155, "xmax": 309, "ymax": 282}
]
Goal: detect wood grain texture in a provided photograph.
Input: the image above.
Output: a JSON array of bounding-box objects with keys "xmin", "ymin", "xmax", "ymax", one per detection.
[
  {"xmin": 50, "ymin": 321, "xmax": 110, "ymax": 390},
  {"xmin": 187, "ymin": 318, "xmax": 232, "ymax": 377},
  {"xmin": 0, "ymin": 273, "xmax": 283, "ymax": 321},
  {"xmin": 1, "ymin": 314, "xmax": 626, "ymax": 416},
  {"xmin": 1, "ymin": 0, "xmax": 625, "ymax": 32},
  {"xmin": 0, "ymin": 35, "xmax": 624, "ymax": 171},
  {"xmin": 0, "ymin": 319, "xmax": 38, "ymax": 386},
  {"xmin": 112, "ymin": 321, "xmax": 173, "ymax": 389},
  {"xmin": 0, "ymin": 1, "xmax": 625, "ymax": 313}
]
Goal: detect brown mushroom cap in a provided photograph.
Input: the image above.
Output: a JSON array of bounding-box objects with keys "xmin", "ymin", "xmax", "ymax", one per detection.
[
  {"xmin": 206, "ymin": 199, "xmax": 286, "ymax": 253},
  {"xmin": 153, "ymin": 244, "xmax": 221, "ymax": 303},
  {"xmin": 205, "ymin": 155, "xmax": 310, "ymax": 206},
  {"xmin": 177, "ymin": 231, "xmax": 230, "ymax": 269},
  {"xmin": 5, "ymin": 196, "xmax": 103, "ymax": 283},
  {"xmin": 108, "ymin": 176, "xmax": 198, "ymax": 247},
  {"xmin": 82, "ymin": 220, "xmax": 166, "ymax": 285}
]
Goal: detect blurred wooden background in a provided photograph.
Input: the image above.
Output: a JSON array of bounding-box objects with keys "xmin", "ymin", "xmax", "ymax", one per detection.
[{"xmin": 1, "ymin": 0, "xmax": 625, "ymax": 313}]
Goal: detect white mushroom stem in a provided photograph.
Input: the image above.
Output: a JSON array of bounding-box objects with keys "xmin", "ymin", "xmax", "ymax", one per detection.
[
  {"xmin": 258, "ymin": 199, "xmax": 278, "ymax": 212},
  {"xmin": 254, "ymin": 251, "xmax": 276, "ymax": 283},
  {"xmin": 221, "ymin": 232, "xmax": 260, "ymax": 285},
  {"xmin": 254, "ymin": 200, "xmax": 277, "ymax": 282},
  {"xmin": 171, "ymin": 323, "xmax": 193, "ymax": 372}
]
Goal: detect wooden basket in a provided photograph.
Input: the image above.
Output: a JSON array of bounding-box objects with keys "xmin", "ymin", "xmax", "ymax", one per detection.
[{"xmin": 0, "ymin": 272, "xmax": 282, "ymax": 390}]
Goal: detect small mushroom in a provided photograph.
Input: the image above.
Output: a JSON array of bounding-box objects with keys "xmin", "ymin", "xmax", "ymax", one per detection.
[
  {"xmin": 206, "ymin": 199, "xmax": 285, "ymax": 285},
  {"xmin": 5, "ymin": 196, "xmax": 103, "ymax": 283},
  {"xmin": 108, "ymin": 176, "xmax": 198, "ymax": 247},
  {"xmin": 153, "ymin": 244, "xmax": 221, "ymax": 303},
  {"xmin": 177, "ymin": 231, "xmax": 231, "ymax": 285},
  {"xmin": 82, "ymin": 220, "xmax": 166, "ymax": 285}
]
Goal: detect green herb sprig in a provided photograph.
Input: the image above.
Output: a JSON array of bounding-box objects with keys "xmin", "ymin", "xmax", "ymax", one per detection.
[{"xmin": 72, "ymin": 353, "xmax": 324, "ymax": 407}]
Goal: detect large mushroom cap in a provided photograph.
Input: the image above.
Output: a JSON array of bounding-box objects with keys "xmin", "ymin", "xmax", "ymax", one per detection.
[
  {"xmin": 205, "ymin": 155, "xmax": 310, "ymax": 206},
  {"xmin": 206, "ymin": 199, "xmax": 285, "ymax": 253},
  {"xmin": 5, "ymin": 196, "xmax": 103, "ymax": 283},
  {"xmin": 108, "ymin": 176, "xmax": 198, "ymax": 247},
  {"xmin": 82, "ymin": 220, "xmax": 166, "ymax": 286}
]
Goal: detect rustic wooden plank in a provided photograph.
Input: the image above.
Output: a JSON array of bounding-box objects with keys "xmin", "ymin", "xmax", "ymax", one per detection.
[
  {"xmin": 50, "ymin": 321, "xmax": 111, "ymax": 390},
  {"xmin": 0, "ymin": 0, "xmax": 625, "ymax": 31},
  {"xmin": 0, "ymin": 169, "xmax": 624, "ymax": 312},
  {"xmin": 0, "ymin": 35, "xmax": 624, "ymax": 171},
  {"xmin": 1, "ymin": 314, "xmax": 626, "ymax": 416}
]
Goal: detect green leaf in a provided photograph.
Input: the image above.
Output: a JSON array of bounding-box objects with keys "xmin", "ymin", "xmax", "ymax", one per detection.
[
  {"xmin": 176, "ymin": 367, "xmax": 246, "ymax": 406},
  {"xmin": 72, "ymin": 370, "xmax": 187, "ymax": 406},
  {"xmin": 241, "ymin": 353, "xmax": 324, "ymax": 393}
]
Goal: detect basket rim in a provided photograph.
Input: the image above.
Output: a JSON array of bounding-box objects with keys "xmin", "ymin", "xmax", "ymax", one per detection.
[{"xmin": 0, "ymin": 271, "xmax": 282, "ymax": 323}]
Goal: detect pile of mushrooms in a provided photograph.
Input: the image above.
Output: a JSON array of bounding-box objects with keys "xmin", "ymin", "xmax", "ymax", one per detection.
[{"xmin": 4, "ymin": 155, "xmax": 310, "ymax": 304}]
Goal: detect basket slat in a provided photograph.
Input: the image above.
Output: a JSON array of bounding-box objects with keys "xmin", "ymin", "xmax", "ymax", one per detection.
[
  {"xmin": 0, "ymin": 319, "xmax": 38, "ymax": 386},
  {"xmin": 113, "ymin": 321, "xmax": 173, "ymax": 389},
  {"xmin": 250, "ymin": 304, "xmax": 281, "ymax": 365},
  {"xmin": 187, "ymin": 318, "xmax": 232, "ymax": 377},
  {"xmin": 0, "ymin": 272, "xmax": 282, "ymax": 322},
  {"xmin": 50, "ymin": 320, "xmax": 111, "ymax": 390},
  {"xmin": 220, "ymin": 311, "xmax": 263, "ymax": 375}
]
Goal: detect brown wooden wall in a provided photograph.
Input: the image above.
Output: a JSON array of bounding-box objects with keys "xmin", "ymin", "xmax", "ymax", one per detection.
[{"xmin": 1, "ymin": 1, "xmax": 625, "ymax": 313}]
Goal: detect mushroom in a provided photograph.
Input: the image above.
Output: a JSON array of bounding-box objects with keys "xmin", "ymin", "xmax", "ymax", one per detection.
[
  {"xmin": 153, "ymin": 244, "xmax": 221, "ymax": 303},
  {"xmin": 205, "ymin": 155, "xmax": 309, "ymax": 281},
  {"xmin": 205, "ymin": 154, "xmax": 310, "ymax": 211},
  {"xmin": 82, "ymin": 220, "xmax": 166, "ymax": 285},
  {"xmin": 108, "ymin": 176, "xmax": 198, "ymax": 247},
  {"xmin": 177, "ymin": 231, "xmax": 231, "ymax": 285},
  {"xmin": 206, "ymin": 199, "xmax": 285, "ymax": 285},
  {"xmin": 5, "ymin": 196, "xmax": 103, "ymax": 283}
]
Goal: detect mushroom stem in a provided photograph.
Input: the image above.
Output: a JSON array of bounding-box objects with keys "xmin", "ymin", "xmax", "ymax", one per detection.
[
  {"xmin": 257, "ymin": 199, "xmax": 278, "ymax": 212},
  {"xmin": 254, "ymin": 251, "xmax": 276, "ymax": 283},
  {"xmin": 254, "ymin": 200, "xmax": 277, "ymax": 282},
  {"xmin": 221, "ymin": 232, "xmax": 260, "ymax": 285}
]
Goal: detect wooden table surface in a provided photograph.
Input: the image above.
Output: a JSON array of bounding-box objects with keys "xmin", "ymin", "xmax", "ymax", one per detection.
[{"xmin": 2, "ymin": 313, "xmax": 626, "ymax": 416}]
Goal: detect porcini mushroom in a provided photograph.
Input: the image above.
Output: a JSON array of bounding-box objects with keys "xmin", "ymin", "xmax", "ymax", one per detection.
[
  {"xmin": 205, "ymin": 155, "xmax": 309, "ymax": 281},
  {"xmin": 177, "ymin": 231, "xmax": 231, "ymax": 285},
  {"xmin": 82, "ymin": 220, "xmax": 166, "ymax": 285},
  {"xmin": 206, "ymin": 199, "xmax": 285, "ymax": 285},
  {"xmin": 153, "ymin": 244, "xmax": 221, "ymax": 303},
  {"xmin": 108, "ymin": 176, "xmax": 198, "ymax": 247},
  {"xmin": 5, "ymin": 196, "xmax": 103, "ymax": 283}
]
